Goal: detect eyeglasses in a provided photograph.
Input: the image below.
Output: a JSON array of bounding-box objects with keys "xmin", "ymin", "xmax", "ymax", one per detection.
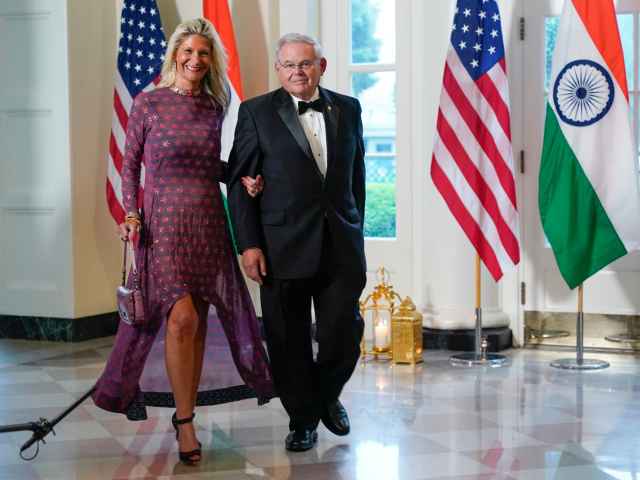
[{"xmin": 278, "ymin": 60, "xmax": 319, "ymax": 72}]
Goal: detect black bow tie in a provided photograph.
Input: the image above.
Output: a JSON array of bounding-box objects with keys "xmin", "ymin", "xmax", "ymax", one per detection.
[{"xmin": 298, "ymin": 98, "xmax": 323, "ymax": 114}]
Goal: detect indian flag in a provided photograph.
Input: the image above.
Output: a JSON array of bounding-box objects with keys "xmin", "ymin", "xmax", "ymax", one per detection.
[
  {"xmin": 203, "ymin": 0, "xmax": 243, "ymax": 245},
  {"xmin": 203, "ymin": 0, "xmax": 243, "ymax": 167},
  {"xmin": 539, "ymin": 0, "xmax": 640, "ymax": 290}
]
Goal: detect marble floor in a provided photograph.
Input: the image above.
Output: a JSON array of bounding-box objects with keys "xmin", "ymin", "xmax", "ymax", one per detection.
[{"xmin": 2, "ymin": 337, "xmax": 640, "ymax": 480}]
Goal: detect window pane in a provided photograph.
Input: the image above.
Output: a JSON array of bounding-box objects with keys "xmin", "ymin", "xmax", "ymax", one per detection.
[
  {"xmin": 351, "ymin": 71, "xmax": 396, "ymax": 238},
  {"xmin": 351, "ymin": 0, "xmax": 395, "ymax": 64},
  {"xmin": 364, "ymin": 157, "xmax": 396, "ymax": 238},
  {"xmin": 352, "ymin": 71, "xmax": 396, "ymax": 151},
  {"xmin": 545, "ymin": 17, "xmax": 559, "ymax": 92},
  {"xmin": 618, "ymin": 14, "xmax": 634, "ymax": 90}
]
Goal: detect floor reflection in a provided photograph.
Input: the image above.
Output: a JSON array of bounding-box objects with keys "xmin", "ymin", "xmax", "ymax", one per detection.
[{"xmin": 3, "ymin": 339, "xmax": 640, "ymax": 479}]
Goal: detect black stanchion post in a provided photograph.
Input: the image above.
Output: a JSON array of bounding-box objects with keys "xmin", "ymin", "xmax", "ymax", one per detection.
[{"xmin": 0, "ymin": 386, "xmax": 97, "ymax": 460}]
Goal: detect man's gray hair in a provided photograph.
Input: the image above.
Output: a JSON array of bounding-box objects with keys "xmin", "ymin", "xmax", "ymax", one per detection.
[{"xmin": 275, "ymin": 33, "xmax": 323, "ymax": 62}]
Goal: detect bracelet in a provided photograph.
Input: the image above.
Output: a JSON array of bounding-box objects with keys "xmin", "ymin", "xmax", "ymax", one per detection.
[
  {"xmin": 125, "ymin": 211, "xmax": 141, "ymax": 220},
  {"xmin": 126, "ymin": 217, "xmax": 142, "ymax": 228}
]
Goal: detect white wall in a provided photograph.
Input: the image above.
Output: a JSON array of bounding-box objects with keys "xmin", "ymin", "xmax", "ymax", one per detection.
[{"xmin": 68, "ymin": 0, "xmax": 124, "ymax": 317}]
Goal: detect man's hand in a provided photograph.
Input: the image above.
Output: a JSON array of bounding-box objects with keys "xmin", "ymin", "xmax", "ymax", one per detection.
[{"xmin": 242, "ymin": 248, "xmax": 267, "ymax": 285}]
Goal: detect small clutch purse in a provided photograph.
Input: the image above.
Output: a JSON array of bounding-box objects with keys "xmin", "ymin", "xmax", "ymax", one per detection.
[{"xmin": 116, "ymin": 239, "xmax": 145, "ymax": 325}]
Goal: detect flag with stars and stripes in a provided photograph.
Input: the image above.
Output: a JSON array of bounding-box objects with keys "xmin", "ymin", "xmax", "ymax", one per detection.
[
  {"xmin": 430, "ymin": 0, "xmax": 520, "ymax": 281},
  {"xmin": 106, "ymin": 0, "xmax": 166, "ymax": 224}
]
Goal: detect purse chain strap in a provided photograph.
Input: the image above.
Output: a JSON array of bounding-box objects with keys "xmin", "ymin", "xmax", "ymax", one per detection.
[{"xmin": 121, "ymin": 240, "xmax": 140, "ymax": 290}]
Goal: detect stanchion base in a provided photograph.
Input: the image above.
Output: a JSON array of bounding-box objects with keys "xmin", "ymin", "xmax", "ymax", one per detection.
[
  {"xmin": 530, "ymin": 329, "xmax": 570, "ymax": 339},
  {"xmin": 550, "ymin": 358, "xmax": 610, "ymax": 370},
  {"xmin": 604, "ymin": 334, "xmax": 640, "ymax": 344},
  {"xmin": 450, "ymin": 353, "xmax": 507, "ymax": 367}
]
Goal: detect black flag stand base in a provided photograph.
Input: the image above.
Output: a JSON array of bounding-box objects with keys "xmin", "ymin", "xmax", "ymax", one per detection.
[
  {"xmin": 550, "ymin": 311, "xmax": 609, "ymax": 370},
  {"xmin": 0, "ymin": 386, "xmax": 97, "ymax": 460},
  {"xmin": 450, "ymin": 307, "xmax": 507, "ymax": 367}
]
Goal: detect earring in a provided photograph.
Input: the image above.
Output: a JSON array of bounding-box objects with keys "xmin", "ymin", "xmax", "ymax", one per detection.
[
  {"xmin": 172, "ymin": 61, "xmax": 177, "ymax": 74},
  {"xmin": 209, "ymin": 66, "xmax": 214, "ymax": 77}
]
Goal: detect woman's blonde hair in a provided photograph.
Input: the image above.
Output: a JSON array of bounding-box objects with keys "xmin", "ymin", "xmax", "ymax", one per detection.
[{"xmin": 158, "ymin": 18, "xmax": 230, "ymax": 110}]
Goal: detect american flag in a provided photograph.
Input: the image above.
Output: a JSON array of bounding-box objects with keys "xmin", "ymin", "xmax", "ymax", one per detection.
[
  {"xmin": 430, "ymin": 0, "xmax": 520, "ymax": 281},
  {"xmin": 106, "ymin": 0, "xmax": 166, "ymax": 224}
]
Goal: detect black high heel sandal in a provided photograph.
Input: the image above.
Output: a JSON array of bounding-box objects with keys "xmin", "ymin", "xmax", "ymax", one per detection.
[
  {"xmin": 172, "ymin": 412, "xmax": 201, "ymax": 448},
  {"xmin": 174, "ymin": 413, "xmax": 201, "ymax": 466}
]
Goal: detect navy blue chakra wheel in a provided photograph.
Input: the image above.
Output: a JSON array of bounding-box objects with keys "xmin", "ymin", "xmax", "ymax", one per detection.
[{"xmin": 553, "ymin": 59, "xmax": 614, "ymax": 127}]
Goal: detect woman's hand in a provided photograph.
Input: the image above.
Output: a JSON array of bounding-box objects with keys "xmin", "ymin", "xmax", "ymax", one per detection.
[
  {"xmin": 242, "ymin": 175, "xmax": 264, "ymax": 197},
  {"xmin": 118, "ymin": 220, "xmax": 140, "ymax": 242}
]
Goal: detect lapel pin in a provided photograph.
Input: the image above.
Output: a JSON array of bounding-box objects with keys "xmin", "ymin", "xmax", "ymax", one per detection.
[{"xmin": 328, "ymin": 106, "xmax": 332, "ymax": 111}]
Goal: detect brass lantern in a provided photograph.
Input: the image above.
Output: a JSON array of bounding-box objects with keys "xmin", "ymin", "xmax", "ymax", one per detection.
[
  {"xmin": 360, "ymin": 267, "xmax": 402, "ymax": 359},
  {"xmin": 391, "ymin": 297, "xmax": 424, "ymax": 364}
]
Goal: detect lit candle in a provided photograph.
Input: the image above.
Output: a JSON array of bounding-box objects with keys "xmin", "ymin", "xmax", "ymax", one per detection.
[{"xmin": 375, "ymin": 324, "xmax": 388, "ymax": 347}]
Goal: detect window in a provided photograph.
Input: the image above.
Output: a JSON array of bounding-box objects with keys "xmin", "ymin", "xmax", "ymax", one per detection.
[{"xmin": 350, "ymin": 0, "xmax": 397, "ymax": 238}]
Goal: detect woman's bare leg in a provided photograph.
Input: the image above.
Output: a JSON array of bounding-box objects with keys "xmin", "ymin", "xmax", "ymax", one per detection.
[
  {"xmin": 190, "ymin": 296, "xmax": 209, "ymax": 408},
  {"xmin": 165, "ymin": 294, "xmax": 201, "ymax": 458}
]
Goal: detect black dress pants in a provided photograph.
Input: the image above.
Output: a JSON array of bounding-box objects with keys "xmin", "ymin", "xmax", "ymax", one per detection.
[{"xmin": 259, "ymin": 223, "xmax": 366, "ymax": 431}]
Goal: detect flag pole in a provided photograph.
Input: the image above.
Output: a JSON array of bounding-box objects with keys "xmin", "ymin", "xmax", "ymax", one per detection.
[
  {"xmin": 450, "ymin": 253, "xmax": 507, "ymax": 367},
  {"xmin": 577, "ymin": 284, "xmax": 584, "ymax": 364},
  {"xmin": 550, "ymin": 283, "xmax": 609, "ymax": 370},
  {"xmin": 475, "ymin": 252, "xmax": 482, "ymax": 356}
]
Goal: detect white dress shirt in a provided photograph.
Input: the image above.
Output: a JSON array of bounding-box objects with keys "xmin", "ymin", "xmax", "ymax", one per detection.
[{"xmin": 291, "ymin": 90, "xmax": 327, "ymax": 177}]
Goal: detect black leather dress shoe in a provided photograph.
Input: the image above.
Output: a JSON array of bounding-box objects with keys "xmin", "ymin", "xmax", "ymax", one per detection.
[
  {"xmin": 285, "ymin": 429, "xmax": 318, "ymax": 452},
  {"xmin": 321, "ymin": 399, "xmax": 350, "ymax": 436}
]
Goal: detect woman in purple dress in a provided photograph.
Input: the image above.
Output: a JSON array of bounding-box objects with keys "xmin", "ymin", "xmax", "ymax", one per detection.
[{"xmin": 91, "ymin": 18, "xmax": 275, "ymax": 466}]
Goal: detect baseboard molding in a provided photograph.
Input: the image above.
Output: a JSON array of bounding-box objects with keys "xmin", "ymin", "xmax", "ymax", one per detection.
[
  {"xmin": 0, "ymin": 312, "xmax": 120, "ymax": 342},
  {"xmin": 422, "ymin": 326, "xmax": 512, "ymax": 352}
]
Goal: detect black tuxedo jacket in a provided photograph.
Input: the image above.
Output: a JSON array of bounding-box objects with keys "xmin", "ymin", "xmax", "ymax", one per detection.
[{"xmin": 228, "ymin": 86, "xmax": 366, "ymax": 279}]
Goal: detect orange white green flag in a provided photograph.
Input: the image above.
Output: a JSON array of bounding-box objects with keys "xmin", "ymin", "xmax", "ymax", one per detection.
[
  {"xmin": 203, "ymin": 0, "xmax": 243, "ymax": 167},
  {"xmin": 539, "ymin": 0, "xmax": 640, "ymax": 290},
  {"xmin": 203, "ymin": 0, "xmax": 243, "ymax": 245}
]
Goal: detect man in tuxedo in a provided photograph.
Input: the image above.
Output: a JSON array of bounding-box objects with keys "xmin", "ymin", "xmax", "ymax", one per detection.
[{"xmin": 227, "ymin": 33, "xmax": 367, "ymax": 452}]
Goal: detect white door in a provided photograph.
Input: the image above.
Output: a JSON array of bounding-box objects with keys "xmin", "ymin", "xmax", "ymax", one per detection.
[{"xmin": 325, "ymin": 0, "xmax": 413, "ymax": 301}]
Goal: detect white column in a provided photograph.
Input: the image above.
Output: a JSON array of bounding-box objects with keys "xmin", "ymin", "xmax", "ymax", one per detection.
[{"xmin": 422, "ymin": 190, "xmax": 509, "ymax": 329}]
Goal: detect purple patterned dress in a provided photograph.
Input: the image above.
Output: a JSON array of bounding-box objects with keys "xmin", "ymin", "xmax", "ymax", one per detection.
[{"xmin": 92, "ymin": 88, "xmax": 276, "ymax": 420}]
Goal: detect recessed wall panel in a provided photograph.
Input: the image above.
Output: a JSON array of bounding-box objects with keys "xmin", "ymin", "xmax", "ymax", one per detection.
[
  {"xmin": 1, "ymin": 207, "xmax": 57, "ymax": 290},
  {"xmin": 0, "ymin": 12, "xmax": 53, "ymax": 96},
  {"xmin": 0, "ymin": 205, "xmax": 73, "ymax": 316},
  {"xmin": 1, "ymin": 110, "xmax": 55, "ymax": 194},
  {"xmin": 543, "ymin": 267, "xmax": 640, "ymax": 314}
]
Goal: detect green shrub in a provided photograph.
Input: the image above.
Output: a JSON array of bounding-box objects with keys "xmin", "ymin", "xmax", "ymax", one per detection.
[{"xmin": 364, "ymin": 182, "xmax": 396, "ymax": 238}]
